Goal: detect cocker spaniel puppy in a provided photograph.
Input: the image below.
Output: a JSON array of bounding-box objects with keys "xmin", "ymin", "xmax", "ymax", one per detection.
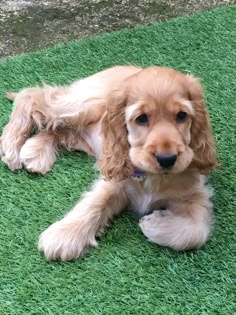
[{"xmin": 0, "ymin": 65, "xmax": 217, "ymax": 261}]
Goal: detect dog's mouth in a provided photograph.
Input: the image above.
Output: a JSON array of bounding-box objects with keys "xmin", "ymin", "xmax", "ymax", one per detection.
[
  {"xmin": 158, "ymin": 167, "xmax": 176, "ymax": 175},
  {"xmin": 133, "ymin": 161, "xmax": 177, "ymax": 174},
  {"xmin": 130, "ymin": 165, "xmax": 175, "ymax": 181},
  {"xmin": 130, "ymin": 152, "xmax": 180, "ymax": 176},
  {"xmin": 131, "ymin": 154, "xmax": 192, "ymax": 177}
]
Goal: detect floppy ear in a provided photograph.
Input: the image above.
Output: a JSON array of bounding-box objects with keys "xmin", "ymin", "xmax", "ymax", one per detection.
[
  {"xmin": 98, "ymin": 85, "xmax": 134, "ymax": 181},
  {"xmin": 186, "ymin": 75, "xmax": 218, "ymax": 174}
]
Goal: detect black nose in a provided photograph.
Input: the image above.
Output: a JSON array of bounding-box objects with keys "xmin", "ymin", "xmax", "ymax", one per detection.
[{"xmin": 156, "ymin": 154, "xmax": 177, "ymax": 168}]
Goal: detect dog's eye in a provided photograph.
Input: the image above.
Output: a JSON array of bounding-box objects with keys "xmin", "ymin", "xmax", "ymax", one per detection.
[
  {"xmin": 135, "ymin": 114, "xmax": 149, "ymax": 125},
  {"xmin": 176, "ymin": 111, "xmax": 187, "ymax": 122}
]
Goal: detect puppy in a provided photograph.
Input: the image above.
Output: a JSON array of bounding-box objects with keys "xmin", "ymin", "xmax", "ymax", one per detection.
[{"xmin": 0, "ymin": 65, "xmax": 217, "ymax": 261}]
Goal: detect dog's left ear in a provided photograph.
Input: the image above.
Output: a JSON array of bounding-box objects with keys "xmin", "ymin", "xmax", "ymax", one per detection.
[
  {"xmin": 186, "ymin": 75, "xmax": 218, "ymax": 174},
  {"xmin": 98, "ymin": 84, "xmax": 134, "ymax": 181}
]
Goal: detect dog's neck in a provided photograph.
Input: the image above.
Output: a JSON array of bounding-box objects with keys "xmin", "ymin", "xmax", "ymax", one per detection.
[
  {"xmin": 131, "ymin": 167, "xmax": 202, "ymax": 193},
  {"xmin": 131, "ymin": 168, "xmax": 147, "ymax": 181},
  {"xmin": 130, "ymin": 168, "xmax": 177, "ymax": 182}
]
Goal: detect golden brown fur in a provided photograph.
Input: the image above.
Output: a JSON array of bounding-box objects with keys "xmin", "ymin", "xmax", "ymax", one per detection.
[{"xmin": 0, "ymin": 65, "xmax": 217, "ymax": 261}]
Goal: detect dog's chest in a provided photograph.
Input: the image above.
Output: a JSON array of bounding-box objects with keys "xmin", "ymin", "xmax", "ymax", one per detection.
[
  {"xmin": 127, "ymin": 177, "xmax": 165, "ymax": 215},
  {"xmin": 126, "ymin": 172, "xmax": 202, "ymax": 215}
]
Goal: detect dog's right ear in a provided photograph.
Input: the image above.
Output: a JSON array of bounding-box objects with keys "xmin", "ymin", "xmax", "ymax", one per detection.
[{"xmin": 98, "ymin": 84, "xmax": 134, "ymax": 181}]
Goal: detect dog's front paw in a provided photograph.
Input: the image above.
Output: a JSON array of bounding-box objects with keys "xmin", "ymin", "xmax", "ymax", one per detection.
[
  {"xmin": 139, "ymin": 209, "xmax": 209, "ymax": 251},
  {"xmin": 139, "ymin": 209, "xmax": 174, "ymax": 245},
  {"xmin": 38, "ymin": 220, "xmax": 97, "ymax": 261}
]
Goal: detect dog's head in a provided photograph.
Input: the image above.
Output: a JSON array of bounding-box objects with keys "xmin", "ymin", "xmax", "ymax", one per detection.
[{"xmin": 99, "ymin": 67, "xmax": 217, "ymax": 181}]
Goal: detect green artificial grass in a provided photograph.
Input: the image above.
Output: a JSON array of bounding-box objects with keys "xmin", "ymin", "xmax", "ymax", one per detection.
[{"xmin": 0, "ymin": 6, "xmax": 235, "ymax": 315}]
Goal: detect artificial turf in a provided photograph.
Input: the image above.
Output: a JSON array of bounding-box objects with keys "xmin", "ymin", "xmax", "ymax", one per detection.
[{"xmin": 0, "ymin": 5, "xmax": 235, "ymax": 315}]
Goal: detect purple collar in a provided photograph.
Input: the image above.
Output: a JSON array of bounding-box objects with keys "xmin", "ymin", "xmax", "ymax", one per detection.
[{"xmin": 130, "ymin": 169, "xmax": 146, "ymax": 181}]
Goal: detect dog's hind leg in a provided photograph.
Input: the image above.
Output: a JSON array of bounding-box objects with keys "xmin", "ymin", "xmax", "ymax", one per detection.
[
  {"xmin": 0, "ymin": 85, "xmax": 80, "ymax": 171},
  {"xmin": 20, "ymin": 128, "xmax": 94, "ymax": 174},
  {"xmin": 0, "ymin": 70, "xmax": 113, "ymax": 171},
  {"xmin": 0, "ymin": 88, "xmax": 41, "ymax": 170},
  {"xmin": 19, "ymin": 131, "xmax": 59, "ymax": 174}
]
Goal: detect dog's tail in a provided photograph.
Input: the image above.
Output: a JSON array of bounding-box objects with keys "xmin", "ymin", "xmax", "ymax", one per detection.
[{"xmin": 5, "ymin": 92, "xmax": 18, "ymax": 101}]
